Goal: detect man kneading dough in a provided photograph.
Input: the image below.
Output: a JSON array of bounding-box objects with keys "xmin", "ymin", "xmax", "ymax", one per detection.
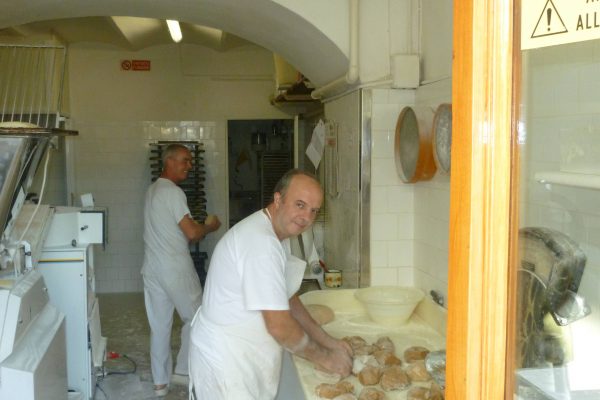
[{"xmin": 189, "ymin": 169, "xmax": 353, "ymax": 399}]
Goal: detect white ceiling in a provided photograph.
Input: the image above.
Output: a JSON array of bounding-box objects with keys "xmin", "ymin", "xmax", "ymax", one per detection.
[
  {"xmin": 0, "ymin": 0, "xmax": 349, "ymax": 87},
  {"xmin": 0, "ymin": 17, "xmax": 253, "ymax": 52}
]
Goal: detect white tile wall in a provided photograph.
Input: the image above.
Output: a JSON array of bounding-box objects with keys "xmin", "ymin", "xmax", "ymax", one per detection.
[
  {"xmin": 413, "ymin": 80, "xmax": 451, "ymax": 303},
  {"xmin": 369, "ymin": 88, "xmax": 417, "ymax": 286},
  {"xmin": 71, "ymin": 120, "xmax": 227, "ymax": 293},
  {"xmin": 368, "ymin": 79, "xmax": 451, "ymax": 303}
]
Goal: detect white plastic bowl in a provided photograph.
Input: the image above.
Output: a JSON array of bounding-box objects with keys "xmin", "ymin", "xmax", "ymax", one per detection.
[{"xmin": 354, "ymin": 286, "xmax": 424, "ymax": 326}]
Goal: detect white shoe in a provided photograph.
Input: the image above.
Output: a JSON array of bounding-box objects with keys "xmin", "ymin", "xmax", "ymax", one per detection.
[
  {"xmin": 171, "ymin": 373, "xmax": 189, "ymax": 386},
  {"xmin": 154, "ymin": 384, "xmax": 169, "ymax": 397}
]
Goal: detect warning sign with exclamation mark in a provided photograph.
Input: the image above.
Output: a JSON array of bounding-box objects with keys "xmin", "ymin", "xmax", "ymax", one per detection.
[
  {"xmin": 531, "ymin": 0, "xmax": 568, "ymax": 38},
  {"xmin": 523, "ymin": 0, "xmax": 600, "ymax": 50}
]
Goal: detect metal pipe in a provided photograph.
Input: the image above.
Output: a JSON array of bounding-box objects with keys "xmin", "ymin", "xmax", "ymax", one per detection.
[
  {"xmin": 45, "ymin": 47, "xmax": 57, "ymax": 127},
  {"xmin": 18, "ymin": 48, "xmax": 31, "ymax": 123},
  {"xmin": 1, "ymin": 47, "xmax": 18, "ymax": 123},
  {"xmin": 9, "ymin": 47, "xmax": 23, "ymax": 121},
  {"xmin": 35, "ymin": 50, "xmax": 44, "ymax": 126},
  {"xmin": 56, "ymin": 47, "xmax": 68, "ymax": 127}
]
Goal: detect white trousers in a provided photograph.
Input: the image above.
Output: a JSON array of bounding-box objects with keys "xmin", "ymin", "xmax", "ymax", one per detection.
[{"xmin": 143, "ymin": 269, "xmax": 202, "ymax": 385}]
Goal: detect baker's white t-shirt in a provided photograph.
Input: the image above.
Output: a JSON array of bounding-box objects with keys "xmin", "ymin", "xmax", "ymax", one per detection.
[
  {"xmin": 142, "ymin": 178, "xmax": 192, "ymax": 276},
  {"xmin": 201, "ymin": 210, "xmax": 291, "ymax": 325}
]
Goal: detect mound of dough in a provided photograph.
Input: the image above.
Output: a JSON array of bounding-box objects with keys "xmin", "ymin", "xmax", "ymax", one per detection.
[
  {"xmin": 429, "ymin": 382, "xmax": 444, "ymax": 400},
  {"xmin": 314, "ymin": 367, "xmax": 342, "ymax": 384},
  {"xmin": 372, "ymin": 350, "xmax": 402, "ymax": 367},
  {"xmin": 406, "ymin": 360, "xmax": 432, "ymax": 382},
  {"xmin": 352, "ymin": 355, "xmax": 378, "ymax": 375},
  {"xmin": 358, "ymin": 387, "xmax": 386, "ymax": 400},
  {"xmin": 343, "ymin": 336, "xmax": 368, "ymax": 350},
  {"xmin": 374, "ymin": 337, "xmax": 395, "ymax": 353},
  {"xmin": 407, "ymin": 386, "xmax": 430, "ymax": 400},
  {"xmin": 0, "ymin": 121, "xmax": 39, "ymax": 128},
  {"xmin": 403, "ymin": 346, "xmax": 430, "ymax": 363},
  {"xmin": 354, "ymin": 344, "xmax": 377, "ymax": 356},
  {"xmin": 380, "ymin": 365, "xmax": 410, "ymax": 391},
  {"xmin": 358, "ymin": 365, "xmax": 382, "ymax": 386},
  {"xmin": 315, "ymin": 381, "xmax": 355, "ymax": 399},
  {"xmin": 333, "ymin": 394, "xmax": 358, "ymax": 400},
  {"xmin": 306, "ymin": 304, "xmax": 335, "ymax": 325}
]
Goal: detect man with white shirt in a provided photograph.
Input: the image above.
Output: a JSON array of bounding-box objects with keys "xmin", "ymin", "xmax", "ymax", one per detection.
[
  {"xmin": 189, "ymin": 169, "xmax": 352, "ymax": 399},
  {"xmin": 142, "ymin": 143, "xmax": 221, "ymax": 397}
]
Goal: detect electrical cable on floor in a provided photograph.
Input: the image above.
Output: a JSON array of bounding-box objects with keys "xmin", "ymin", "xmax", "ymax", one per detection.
[
  {"xmin": 92, "ymin": 352, "xmax": 137, "ymax": 400},
  {"xmin": 105, "ymin": 352, "xmax": 137, "ymax": 375},
  {"xmin": 95, "ymin": 382, "xmax": 109, "ymax": 400}
]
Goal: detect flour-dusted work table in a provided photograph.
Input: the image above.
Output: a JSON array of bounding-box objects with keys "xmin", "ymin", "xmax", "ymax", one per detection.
[{"xmin": 276, "ymin": 289, "xmax": 447, "ymax": 400}]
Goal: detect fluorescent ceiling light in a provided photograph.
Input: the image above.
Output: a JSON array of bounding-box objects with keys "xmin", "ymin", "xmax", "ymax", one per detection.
[{"xmin": 166, "ymin": 20, "xmax": 182, "ymax": 43}]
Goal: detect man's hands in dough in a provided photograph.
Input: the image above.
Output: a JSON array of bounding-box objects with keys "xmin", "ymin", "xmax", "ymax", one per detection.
[{"xmin": 319, "ymin": 345, "xmax": 353, "ymax": 377}]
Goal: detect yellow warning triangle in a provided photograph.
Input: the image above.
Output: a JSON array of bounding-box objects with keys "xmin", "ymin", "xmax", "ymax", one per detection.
[{"xmin": 531, "ymin": 0, "xmax": 568, "ymax": 38}]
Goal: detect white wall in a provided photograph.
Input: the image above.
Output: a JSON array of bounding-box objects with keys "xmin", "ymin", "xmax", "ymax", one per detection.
[
  {"xmin": 413, "ymin": 79, "xmax": 451, "ymax": 303},
  {"xmin": 420, "ymin": 0, "xmax": 453, "ymax": 83},
  {"xmin": 66, "ymin": 42, "xmax": 290, "ymax": 292},
  {"xmin": 369, "ymin": 88, "xmax": 416, "ymax": 286},
  {"xmin": 367, "ymin": 0, "xmax": 453, "ymax": 302}
]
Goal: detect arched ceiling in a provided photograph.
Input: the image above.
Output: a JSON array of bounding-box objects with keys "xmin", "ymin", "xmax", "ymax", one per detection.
[{"xmin": 0, "ymin": 0, "xmax": 349, "ymax": 87}]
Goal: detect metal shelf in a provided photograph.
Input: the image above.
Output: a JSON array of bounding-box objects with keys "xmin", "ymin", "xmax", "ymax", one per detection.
[{"xmin": 0, "ymin": 127, "xmax": 78, "ymax": 136}]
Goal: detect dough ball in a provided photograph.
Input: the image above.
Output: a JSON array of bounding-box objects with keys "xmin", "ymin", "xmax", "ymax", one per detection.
[
  {"xmin": 357, "ymin": 365, "xmax": 382, "ymax": 386},
  {"xmin": 315, "ymin": 383, "xmax": 344, "ymax": 399},
  {"xmin": 358, "ymin": 387, "xmax": 386, "ymax": 400},
  {"xmin": 352, "ymin": 355, "xmax": 378, "ymax": 375},
  {"xmin": 403, "ymin": 346, "xmax": 430, "ymax": 363},
  {"xmin": 354, "ymin": 344, "xmax": 377, "ymax": 356},
  {"xmin": 335, "ymin": 381, "xmax": 355, "ymax": 394},
  {"xmin": 406, "ymin": 360, "xmax": 432, "ymax": 382},
  {"xmin": 314, "ymin": 368, "xmax": 342, "ymax": 384},
  {"xmin": 315, "ymin": 381, "xmax": 355, "ymax": 398},
  {"xmin": 374, "ymin": 337, "xmax": 395, "ymax": 353},
  {"xmin": 407, "ymin": 387, "xmax": 430, "ymax": 400},
  {"xmin": 306, "ymin": 304, "xmax": 335, "ymax": 325},
  {"xmin": 0, "ymin": 121, "xmax": 39, "ymax": 128},
  {"xmin": 332, "ymin": 394, "xmax": 358, "ymax": 400},
  {"xmin": 372, "ymin": 350, "xmax": 402, "ymax": 367},
  {"xmin": 429, "ymin": 383, "xmax": 444, "ymax": 400},
  {"xmin": 343, "ymin": 336, "xmax": 368, "ymax": 350},
  {"xmin": 380, "ymin": 365, "xmax": 411, "ymax": 391}
]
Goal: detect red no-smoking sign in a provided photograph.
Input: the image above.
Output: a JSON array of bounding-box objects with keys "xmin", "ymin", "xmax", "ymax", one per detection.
[{"xmin": 121, "ymin": 59, "xmax": 151, "ymax": 71}]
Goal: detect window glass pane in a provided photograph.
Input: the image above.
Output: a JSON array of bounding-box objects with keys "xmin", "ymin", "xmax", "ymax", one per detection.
[{"xmin": 515, "ymin": 40, "xmax": 600, "ymax": 398}]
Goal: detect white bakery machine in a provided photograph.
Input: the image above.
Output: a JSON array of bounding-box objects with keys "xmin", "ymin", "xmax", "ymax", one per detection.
[
  {"xmin": 0, "ymin": 128, "xmax": 71, "ymax": 399},
  {"xmin": 40, "ymin": 204, "xmax": 107, "ymax": 400},
  {"xmin": 1, "ymin": 130, "xmax": 108, "ymax": 400},
  {"xmin": 0, "ymin": 43, "xmax": 106, "ymax": 399}
]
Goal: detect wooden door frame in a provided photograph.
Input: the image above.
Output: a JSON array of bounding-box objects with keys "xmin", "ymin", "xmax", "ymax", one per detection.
[{"xmin": 446, "ymin": 0, "xmax": 519, "ymax": 398}]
